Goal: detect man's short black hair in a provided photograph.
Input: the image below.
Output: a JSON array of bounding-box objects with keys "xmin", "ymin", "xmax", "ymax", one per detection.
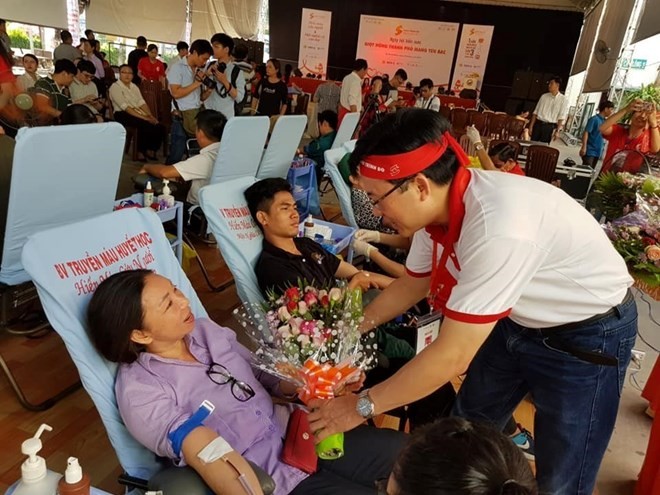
[
  {"xmin": 84, "ymin": 29, "xmax": 94, "ymax": 36},
  {"xmin": 419, "ymin": 78, "xmax": 433, "ymax": 89},
  {"xmin": 137, "ymin": 36, "xmax": 147, "ymax": 47},
  {"xmin": 488, "ymin": 143, "xmax": 518, "ymax": 163},
  {"xmin": 76, "ymin": 59, "xmax": 96, "ymax": 75},
  {"xmin": 211, "ymin": 33, "xmax": 234, "ymax": 53},
  {"xmin": 190, "ymin": 39, "xmax": 213, "ymax": 56},
  {"xmin": 176, "ymin": 41, "xmax": 189, "ymax": 52},
  {"xmin": 353, "ymin": 59, "xmax": 368, "ymax": 71},
  {"xmin": 244, "ymin": 178, "xmax": 293, "ymax": 230},
  {"xmin": 54, "ymin": 58, "xmax": 78, "ymax": 75},
  {"xmin": 234, "ymin": 44, "xmax": 248, "ymax": 61},
  {"xmin": 195, "ymin": 109, "xmax": 227, "ymax": 142},
  {"xmin": 61, "ymin": 30, "xmax": 73, "ymax": 42},
  {"xmin": 0, "ymin": 19, "xmax": 6, "ymax": 26},
  {"xmin": 349, "ymin": 108, "xmax": 459, "ymax": 186},
  {"xmin": 548, "ymin": 75, "xmax": 562, "ymax": 86},
  {"xmin": 395, "ymin": 68, "xmax": 408, "ymax": 81},
  {"xmin": 599, "ymin": 100, "xmax": 614, "ymax": 112},
  {"xmin": 318, "ymin": 110, "xmax": 338, "ymax": 131}
]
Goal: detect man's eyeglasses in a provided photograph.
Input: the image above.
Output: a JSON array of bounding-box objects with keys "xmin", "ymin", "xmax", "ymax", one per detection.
[
  {"xmin": 369, "ymin": 179, "xmax": 409, "ymax": 207},
  {"xmin": 206, "ymin": 362, "xmax": 255, "ymax": 402}
]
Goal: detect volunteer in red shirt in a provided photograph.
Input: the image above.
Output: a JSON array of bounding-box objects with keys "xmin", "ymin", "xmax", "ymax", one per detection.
[
  {"xmin": 308, "ymin": 108, "xmax": 636, "ymax": 495},
  {"xmin": 137, "ymin": 44, "xmax": 166, "ymax": 84},
  {"xmin": 466, "ymin": 125, "xmax": 525, "ymax": 176},
  {"xmin": 600, "ymin": 98, "xmax": 659, "ymax": 174},
  {"xmin": 0, "ymin": 39, "xmax": 16, "ymax": 111}
]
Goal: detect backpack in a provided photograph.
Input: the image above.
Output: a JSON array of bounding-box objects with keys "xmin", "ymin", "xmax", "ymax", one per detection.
[{"xmin": 230, "ymin": 65, "xmax": 248, "ymax": 116}]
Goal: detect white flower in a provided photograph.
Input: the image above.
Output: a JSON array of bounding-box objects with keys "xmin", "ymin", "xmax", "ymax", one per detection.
[
  {"xmin": 298, "ymin": 301, "xmax": 308, "ymax": 315},
  {"xmin": 297, "ymin": 334, "xmax": 311, "ymax": 346},
  {"xmin": 277, "ymin": 306, "xmax": 291, "ymax": 321},
  {"xmin": 277, "ymin": 325, "xmax": 291, "ymax": 339},
  {"xmin": 329, "ymin": 287, "xmax": 342, "ymax": 302}
]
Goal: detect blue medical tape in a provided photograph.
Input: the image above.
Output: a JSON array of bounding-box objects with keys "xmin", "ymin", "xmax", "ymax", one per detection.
[{"xmin": 168, "ymin": 400, "xmax": 215, "ymax": 457}]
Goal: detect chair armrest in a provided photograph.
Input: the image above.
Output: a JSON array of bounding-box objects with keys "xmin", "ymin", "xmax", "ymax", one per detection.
[{"xmin": 148, "ymin": 461, "xmax": 276, "ymax": 495}]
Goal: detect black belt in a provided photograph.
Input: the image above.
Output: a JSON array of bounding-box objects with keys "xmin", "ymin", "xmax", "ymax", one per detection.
[
  {"xmin": 534, "ymin": 290, "xmax": 633, "ymax": 367},
  {"xmin": 537, "ymin": 120, "xmax": 557, "ymax": 126}
]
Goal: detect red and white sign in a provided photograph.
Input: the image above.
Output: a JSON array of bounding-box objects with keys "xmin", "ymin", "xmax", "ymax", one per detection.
[
  {"xmin": 451, "ymin": 24, "xmax": 494, "ymax": 95},
  {"xmin": 298, "ymin": 8, "xmax": 332, "ymax": 78},
  {"xmin": 356, "ymin": 14, "xmax": 459, "ymax": 89}
]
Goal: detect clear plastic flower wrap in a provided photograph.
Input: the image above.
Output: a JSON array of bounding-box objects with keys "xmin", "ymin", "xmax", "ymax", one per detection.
[{"xmin": 233, "ymin": 282, "xmax": 377, "ymax": 460}]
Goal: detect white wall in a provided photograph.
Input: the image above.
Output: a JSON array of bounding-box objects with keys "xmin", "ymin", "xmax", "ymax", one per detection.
[{"xmin": 625, "ymin": 34, "xmax": 660, "ymax": 89}]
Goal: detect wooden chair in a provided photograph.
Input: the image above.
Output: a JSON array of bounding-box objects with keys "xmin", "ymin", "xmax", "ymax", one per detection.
[
  {"xmin": 450, "ymin": 107, "xmax": 468, "ymax": 135},
  {"xmin": 467, "ymin": 109, "xmax": 488, "ymax": 135},
  {"xmin": 439, "ymin": 105, "xmax": 451, "ymax": 121},
  {"xmin": 486, "ymin": 113, "xmax": 508, "ymax": 139},
  {"xmin": 505, "ymin": 116, "xmax": 526, "ymax": 140},
  {"xmin": 526, "ymin": 145, "xmax": 559, "ymax": 183},
  {"xmin": 487, "ymin": 139, "xmax": 522, "ymax": 160}
]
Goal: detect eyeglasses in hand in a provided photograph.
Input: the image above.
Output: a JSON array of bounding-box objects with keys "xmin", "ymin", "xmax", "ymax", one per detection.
[{"xmin": 206, "ymin": 362, "xmax": 256, "ymax": 402}]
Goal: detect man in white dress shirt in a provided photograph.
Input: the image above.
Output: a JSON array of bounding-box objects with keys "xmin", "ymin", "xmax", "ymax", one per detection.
[
  {"xmin": 528, "ymin": 75, "xmax": 568, "ymax": 143},
  {"xmin": 339, "ymin": 58, "xmax": 368, "ymax": 125}
]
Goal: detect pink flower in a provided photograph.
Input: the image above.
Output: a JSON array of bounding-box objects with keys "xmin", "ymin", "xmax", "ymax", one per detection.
[
  {"xmin": 289, "ymin": 317, "xmax": 303, "ymax": 334},
  {"xmin": 277, "ymin": 306, "xmax": 291, "ymax": 321},
  {"xmin": 304, "ymin": 292, "xmax": 318, "ymax": 307},
  {"xmin": 300, "ymin": 320, "xmax": 317, "ymax": 336}
]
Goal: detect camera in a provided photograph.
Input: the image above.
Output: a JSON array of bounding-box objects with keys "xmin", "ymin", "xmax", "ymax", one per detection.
[{"xmin": 200, "ymin": 74, "xmax": 217, "ymax": 90}]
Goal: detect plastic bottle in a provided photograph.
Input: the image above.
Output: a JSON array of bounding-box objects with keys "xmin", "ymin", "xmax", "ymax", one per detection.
[
  {"xmin": 157, "ymin": 179, "xmax": 175, "ymax": 208},
  {"xmin": 14, "ymin": 424, "xmax": 62, "ymax": 495},
  {"xmin": 57, "ymin": 457, "xmax": 91, "ymax": 495},
  {"xmin": 303, "ymin": 214, "xmax": 315, "ymax": 238},
  {"xmin": 143, "ymin": 181, "xmax": 155, "ymax": 208}
]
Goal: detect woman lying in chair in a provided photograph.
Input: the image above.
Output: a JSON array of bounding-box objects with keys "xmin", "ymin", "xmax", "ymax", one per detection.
[{"xmin": 87, "ymin": 270, "xmax": 406, "ymax": 495}]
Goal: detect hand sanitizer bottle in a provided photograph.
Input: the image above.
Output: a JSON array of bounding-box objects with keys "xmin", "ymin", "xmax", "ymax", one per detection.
[
  {"xmin": 14, "ymin": 424, "xmax": 62, "ymax": 495},
  {"xmin": 57, "ymin": 457, "xmax": 91, "ymax": 495},
  {"xmin": 143, "ymin": 181, "xmax": 155, "ymax": 208},
  {"xmin": 157, "ymin": 179, "xmax": 175, "ymax": 208}
]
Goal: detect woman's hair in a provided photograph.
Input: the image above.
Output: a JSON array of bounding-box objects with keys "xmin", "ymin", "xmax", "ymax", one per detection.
[
  {"xmin": 87, "ymin": 269, "xmax": 152, "ymax": 363},
  {"xmin": 393, "ymin": 418, "xmax": 538, "ymax": 495},
  {"xmin": 147, "ymin": 44, "xmax": 158, "ymax": 53},
  {"xmin": 370, "ymin": 76, "xmax": 383, "ymax": 86},
  {"xmin": 0, "ymin": 39, "xmax": 13, "ymax": 67},
  {"xmin": 60, "ymin": 104, "xmax": 96, "ymax": 125},
  {"xmin": 489, "ymin": 143, "xmax": 518, "ymax": 164},
  {"xmin": 349, "ymin": 108, "xmax": 459, "ymax": 186},
  {"xmin": 268, "ymin": 58, "xmax": 282, "ymax": 78},
  {"xmin": 23, "ymin": 53, "xmax": 38, "ymax": 65}
]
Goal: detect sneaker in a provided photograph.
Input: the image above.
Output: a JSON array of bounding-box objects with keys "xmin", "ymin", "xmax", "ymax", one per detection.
[{"xmin": 511, "ymin": 424, "xmax": 535, "ymax": 461}]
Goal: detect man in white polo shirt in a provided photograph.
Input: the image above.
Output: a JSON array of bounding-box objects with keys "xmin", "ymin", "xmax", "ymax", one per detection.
[
  {"xmin": 339, "ymin": 58, "xmax": 368, "ymax": 126},
  {"xmin": 528, "ymin": 75, "xmax": 568, "ymax": 143},
  {"xmin": 308, "ymin": 108, "xmax": 636, "ymax": 495}
]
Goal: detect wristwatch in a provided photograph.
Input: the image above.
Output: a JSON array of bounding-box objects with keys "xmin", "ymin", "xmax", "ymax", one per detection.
[
  {"xmin": 475, "ymin": 142, "xmax": 484, "ymax": 151},
  {"xmin": 356, "ymin": 389, "xmax": 376, "ymax": 419}
]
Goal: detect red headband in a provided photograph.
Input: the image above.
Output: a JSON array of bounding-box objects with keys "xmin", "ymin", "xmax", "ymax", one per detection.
[{"xmin": 359, "ymin": 131, "xmax": 470, "ymax": 180}]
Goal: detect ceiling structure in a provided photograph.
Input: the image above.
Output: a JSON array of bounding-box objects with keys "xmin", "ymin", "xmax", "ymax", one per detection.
[{"xmin": 440, "ymin": 0, "xmax": 600, "ymax": 11}]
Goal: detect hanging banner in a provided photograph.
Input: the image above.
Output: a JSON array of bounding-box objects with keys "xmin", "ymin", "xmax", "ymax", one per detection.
[
  {"xmin": 298, "ymin": 8, "xmax": 332, "ymax": 78},
  {"xmin": 451, "ymin": 24, "xmax": 494, "ymax": 95},
  {"xmin": 356, "ymin": 14, "xmax": 459, "ymax": 89}
]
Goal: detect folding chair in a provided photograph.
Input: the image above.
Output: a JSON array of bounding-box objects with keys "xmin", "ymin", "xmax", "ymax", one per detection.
[
  {"xmin": 287, "ymin": 160, "xmax": 316, "ymax": 218},
  {"xmin": 209, "ymin": 116, "xmax": 269, "ymax": 184},
  {"xmin": 22, "ymin": 208, "xmax": 274, "ymax": 494},
  {"xmin": 323, "ymin": 140, "xmax": 358, "ymax": 227},
  {"xmin": 256, "ymin": 115, "xmax": 307, "ymax": 179},
  {"xmin": 0, "ymin": 123, "xmax": 125, "ymax": 410},
  {"xmin": 331, "ymin": 111, "xmax": 360, "ymax": 149}
]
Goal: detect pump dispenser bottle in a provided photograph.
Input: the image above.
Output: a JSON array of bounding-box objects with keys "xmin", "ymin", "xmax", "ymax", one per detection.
[
  {"xmin": 57, "ymin": 457, "xmax": 91, "ymax": 495},
  {"xmin": 14, "ymin": 424, "xmax": 62, "ymax": 495}
]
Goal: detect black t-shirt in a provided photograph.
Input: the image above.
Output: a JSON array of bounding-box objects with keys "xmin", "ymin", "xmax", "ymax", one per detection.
[
  {"xmin": 255, "ymin": 237, "xmax": 341, "ymax": 296},
  {"xmin": 256, "ymin": 78, "xmax": 288, "ymax": 116},
  {"xmin": 127, "ymin": 49, "xmax": 148, "ymax": 83}
]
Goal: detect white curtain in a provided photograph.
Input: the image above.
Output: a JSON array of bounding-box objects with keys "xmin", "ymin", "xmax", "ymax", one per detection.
[
  {"xmin": 632, "ymin": 0, "xmax": 660, "ymax": 44},
  {"xmin": 87, "ymin": 0, "xmax": 187, "ymax": 43},
  {"xmin": 191, "ymin": 0, "xmax": 261, "ymax": 41},
  {"xmin": 0, "ymin": 0, "xmax": 68, "ymax": 29},
  {"xmin": 584, "ymin": 0, "xmax": 636, "ymax": 92},
  {"xmin": 570, "ymin": 0, "xmax": 605, "ymax": 75}
]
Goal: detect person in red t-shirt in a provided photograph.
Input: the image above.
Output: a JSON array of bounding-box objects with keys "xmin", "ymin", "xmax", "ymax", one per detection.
[
  {"xmin": 599, "ymin": 98, "xmax": 660, "ymax": 174},
  {"xmin": 137, "ymin": 44, "xmax": 165, "ymax": 85},
  {"xmin": 0, "ymin": 40, "xmax": 16, "ymax": 111},
  {"xmin": 466, "ymin": 125, "xmax": 526, "ymax": 176}
]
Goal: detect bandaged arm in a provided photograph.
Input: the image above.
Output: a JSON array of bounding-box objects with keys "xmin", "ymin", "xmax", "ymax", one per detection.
[{"xmin": 182, "ymin": 427, "xmax": 264, "ymax": 495}]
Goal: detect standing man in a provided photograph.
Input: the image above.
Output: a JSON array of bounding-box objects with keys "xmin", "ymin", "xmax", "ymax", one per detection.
[
  {"xmin": 339, "ymin": 59, "xmax": 368, "ymax": 126},
  {"xmin": 81, "ymin": 39, "xmax": 104, "ymax": 79},
  {"xmin": 84, "ymin": 29, "xmax": 96, "ymax": 43},
  {"xmin": 580, "ymin": 100, "xmax": 614, "ymax": 168},
  {"xmin": 166, "ymin": 41, "xmax": 189, "ymax": 77},
  {"xmin": 165, "ymin": 39, "xmax": 213, "ymax": 164},
  {"xmin": 204, "ymin": 33, "xmax": 245, "ymax": 121},
  {"xmin": 308, "ymin": 108, "xmax": 637, "ymax": 495},
  {"xmin": 529, "ymin": 75, "xmax": 568, "ymax": 143},
  {"xmin": 0, "ymin": 20, "xmax": 11, "ymax": 56},
  {"xmin": 54, "ymin": 30, "xmax": 82, "ymax": 62},
  {"xmin": 127, "ymin": 36, "xmax": 148, "ymax": 84}
]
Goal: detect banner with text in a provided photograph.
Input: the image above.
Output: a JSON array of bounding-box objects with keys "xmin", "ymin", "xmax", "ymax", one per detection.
[
  {"xmin": 298, "ymin": 8, "xmax": 332, "ymax": 78},
  {"xmin": 356, "ymin": 15, "xmax": 459, "ymax": 89},
  {"xmin": 451, "ymin": 24, "xmax": 494, "ymax": 94}
]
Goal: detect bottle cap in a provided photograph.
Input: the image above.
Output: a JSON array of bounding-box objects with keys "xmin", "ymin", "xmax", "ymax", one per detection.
[
  {"xmin": 21, "ymin": 424, "xmax": 52, "ymax": 483},
  {"xmin": 64, "ymin": 457, "xmax": 83, "ymax": 484},
  {"xmin": 146, "ymin": 180, "xmax": 153, "ymax": 190}
]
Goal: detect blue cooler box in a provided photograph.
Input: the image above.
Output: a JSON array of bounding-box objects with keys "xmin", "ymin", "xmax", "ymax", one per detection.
[{"xmin": 298, "ymin": 219, "xmax": 357, "ymax": 255}]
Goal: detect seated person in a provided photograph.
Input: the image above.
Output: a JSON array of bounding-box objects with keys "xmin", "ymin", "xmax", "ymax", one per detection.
[
  {"xmin": 60, "ymin": 103, "xmax": 97, "ymax": 125},
  {"xmin": 17, "ymin": 54, "xmax": 39, "ymax": 92},
  {"xmin": 246, "ymin": 178, "xmax": 392, "ymax": 296},
  {"xmin": 299, "ymin": 110, "xmax": 337, "ymax": 186},
  {"xmin": 245, "ymin": 178, "xmax": 456, "ymax": 428},
  {"xmin": 466, "ymin": 125, "xmax": 525, "ymax": 175},
  {"xmin": 87, "ymin": 269, "xmax": 406, "ymax": 495},
  {"xmin": 413, "ymin": 78, "xmax": 440, "ymax": 112},
  {"xmin": 385, "ymin": 417, "xmax": 538, "ymax": 495},
  {"xmin": 140, "ymin": 109, "xmax": 227, "ymax": 207},
  {"xmin": 69, "ymin": 60, "xmax": 105, "ymax": 121},
  {"xmin": 34, "ymin": 58, "xmax": 77, "ymax": 122}
]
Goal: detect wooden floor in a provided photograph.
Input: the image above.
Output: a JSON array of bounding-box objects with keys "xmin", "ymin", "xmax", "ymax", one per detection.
[{"xmin": 0, "ymin": 201, "xmax": 535, "ymax": 494}]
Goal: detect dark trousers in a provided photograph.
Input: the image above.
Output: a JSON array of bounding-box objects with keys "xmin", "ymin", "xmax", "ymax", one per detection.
[
  {"xmin": 290, "ymin": 426, "xmax": 406, "ymax": 495},
  {"xmin": 582, "ymin": 155, "xmax": 598, "ymax": 168},
  {"xmin": 166, "ymin": 119, "xmax": 188, "ymax": 164},
  {"xmin": 531, "ymin": 120, "xmax": 556, "ymax": 144},
  {"xmin": 114, "ymin": 111, "xmax": 164, "ymax": 154},
  {"xmin": 452, "ymin": 294, "xmax": 637, "ymax": 494}
]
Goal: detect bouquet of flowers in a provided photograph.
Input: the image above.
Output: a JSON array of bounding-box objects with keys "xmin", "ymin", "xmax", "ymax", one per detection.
[{"xmin": 233, "ymin": 281, "xmax": 377, "ymax": 460}]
